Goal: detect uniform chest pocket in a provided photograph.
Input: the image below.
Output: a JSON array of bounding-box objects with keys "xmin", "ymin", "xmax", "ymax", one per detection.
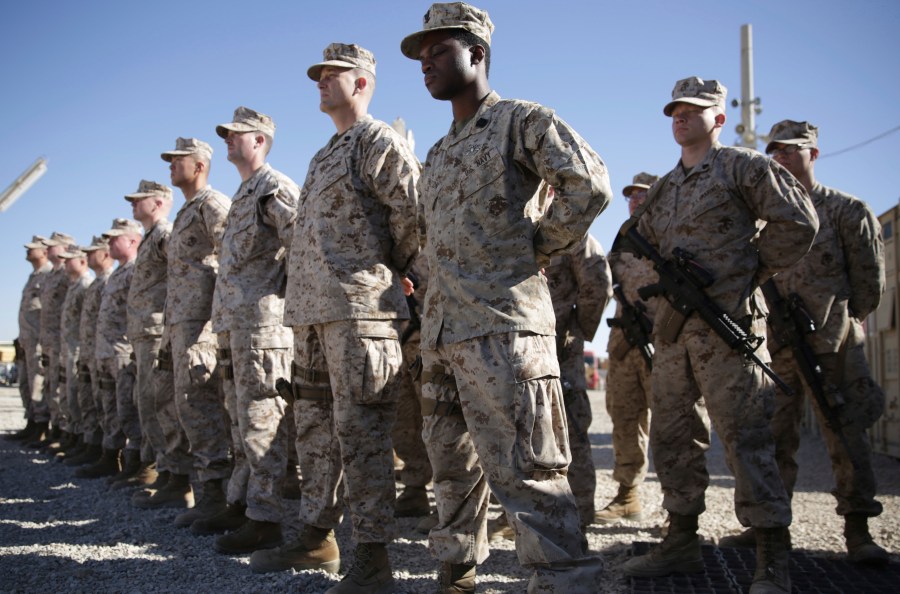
[
  {"xmin": 458, "ymin": 144, "xmax": 505, "ymax": 204},
  {"xmin": 689, "ymin": 184, "xmax": 733, "ymax": 219},
  {"xmin": 316, "ymin": 158, "xmax": 350, "ymax": 193}
]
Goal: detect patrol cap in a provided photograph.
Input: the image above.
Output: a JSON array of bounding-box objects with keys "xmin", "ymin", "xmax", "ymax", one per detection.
[
  {"xmin": 161, "ymin": 137, "xmax": 213, "ymax": 163},
  {"xmin": 308, "ymin": 43, "xmax": 377, "ymax": 81},
  {"xmin": 401, "ymin": 2, "xmax": 494, "ymax": 60},
  {"xmin": 216, "ymin": 106, "xmax": 276, "ymax": 139},
  {"xmin": 42, "ymin": 232, "xmax": 76, "ymax": 248},
  {"xmin": 664, "ymin": 77, "xmax": 727, "ymax": 117},
  {"xmin": 765, "ymin": 120, "xmax": 819, "ymax": 154},
  {"xmin": 58, "ymin": 245, "xmax": 86, "ymax": 260},
  {"xmin": 81, "ymin": 235, "xmax": 110, "ymax": 253},
  {"xmin": 622, "ymin": 172, "xmax": 660, "ymax": 198},
  {"xmin": 24, "ymin": 235, "xmax": 48, "ymax": 249},
  {"xmin": 124, "ymin": 179, "xmax": 173, "ymax": 203},
  {"xmin": 102, "ymin": 218, "xmax": 142, "ymax": 239}
]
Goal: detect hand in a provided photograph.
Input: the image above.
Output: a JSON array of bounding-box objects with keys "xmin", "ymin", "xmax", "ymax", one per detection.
[{"xmin": 402, "ymin": 276, "xmax": 415, "ymax": 297}]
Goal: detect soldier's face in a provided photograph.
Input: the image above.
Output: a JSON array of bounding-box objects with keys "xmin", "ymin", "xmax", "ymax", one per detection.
[
  {"xmin": 25, "ymin": 247, "xmax": 46, "ymax": 263},
  {"xmin": 107, "ymin": 235, "xmax": 130, "ymax": 260},
  {"xmin": 627, "ymin": 189, "xmax": 647, "ymax": 215},
  {"xmin": 225, "ymin": 130, "xmax": 258, "ymax": 164},
  {"xmin": 130, "ymin": 195, "xmax": 156, "ymax": 224},
  {"xmin": 86, "ymin": 250, "xmax": 107, "ymax": 271},
  {"xmin": 169, "ymin": 155, "xmax": 199, "ymax": 188},
  {"xmin": 64, "ymin": 256, "xmax": 86, "ymax": 276},
  {"xmin": 47, "ymin": 245, "xmax": 65, "ymax": 266},
  {"xmin": 769, "ymin": 143, "xmax": 817, "ymax": 179},
  {"xmin": 670, "ymin": 104, "xmax": 718, "ymax": 147},
  {"xmin": 418, "ymin": 31, "xmax": 473, "ymax": 101},
  {"xmin": 318, "ymin": 66, "xmax": 357, "ymax": 114}
]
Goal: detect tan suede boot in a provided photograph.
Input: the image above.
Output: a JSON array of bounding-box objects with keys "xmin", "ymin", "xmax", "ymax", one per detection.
[
  {"xmin": 250, "ymin": 525, "xmax": 340, "ymax": 574},
  {"xmin": 132, "ymin": 473, "xmax": 193, "ymax": 509},
  {"xmin": 174, "ymin": 479, "xmax": 227, "ymax": 528},
  {"xmin": 74, "ymin": 448, "xmax": 120, "ymax": 479},
  {"xmin": 622, "ymin": 513, "xmax": 703, "ymax": 577},
  {"xmin": 844, "ymin": 514, "xmax": 889, "ymax": 565},
  {"xmin": 594, "ymin": 484, "xmax": 644, "ymax": 524},
  {"xmin": 213, "ymin": 519, "xmax": 282, "ymax": 555},
  {"xmin": 439, "ymin": 562, "xmax": 476, "ymax": 594},
  {"xmin": 749, "ymin": 527, "xmax": 790, "ymax": 594},
  {"xmin": 324, "ymin": 543, "xmax": 394, "ymax": 594}
]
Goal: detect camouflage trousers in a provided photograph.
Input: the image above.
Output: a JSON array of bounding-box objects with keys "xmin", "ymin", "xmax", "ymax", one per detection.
[
  {"xmin": 133, "ymin": 337, "xmax": 189, "ymax": 472},
  {"xmin": 392, "ymin": 328, "xmax": 432, "ymax": 489},
  {"xmin": 96, "ymin": 354, "xmax": 139, "ymax": 451},
  {"xmin": 771, "ymin": 319, "xmax": 883, "ymax": 517},
  {"xmin": 19, "ymin": 337, "xmax": 45, "ymax": 422},
  {"xmin": 60, "ymin": 343, "xmax": 81, "ymax": 434},
  {"xmin": 291, "ymin": 320, "xmax": 402, "ymax": 543},
  {"xmin": 605, "ymin": 346, "xmax": 652, "ymax": 488},
  {"xmin": 219, "ymin": 326, "xmax": 291, "ymax": 523},
  {"xmin": 35, "ymin": 347, "xmax": 61, "ymax": 426},
  {"xmin": 79, "ymin": 360, "xmax": 103, "ymax": 446},
  {"xmin": 170, "ymin": 320, "xmax": 231, "ymax": 483},
  {"xmin": 16, "ymin": 353, "xmax": 29, "ymax": 417},
  {"xmin": 559, "ymin": 332, "xmax": 596, "ymax": 524},
  {"xmin": 651, "ymin": 316, "xmax": 791, "ymax": 527},
  {"xmin": 423, "ymin": 332, "xmax": 590, "ymax": 570}
]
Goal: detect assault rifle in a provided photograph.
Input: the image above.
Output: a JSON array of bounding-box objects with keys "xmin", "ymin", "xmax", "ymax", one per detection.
[
  {"xmin": 621, "ymin": 225, "xmax": 793, "ymax": 395},
  {"xmin": 760, "ymin": 279, "xmax": 858, "ymax": 467},
  {"xmin": 606, "ymin": 284, "xmax": 654, "ymax": 369}
]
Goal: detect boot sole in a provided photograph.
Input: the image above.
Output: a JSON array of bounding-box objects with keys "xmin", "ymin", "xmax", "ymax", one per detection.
[
  {"xmin": 214, "ymin": 539, "xmax": 283, "ymax": 555},
  {"xmin": 250, "ymin": 557, "xmax": 341, "ymax": 574},
  {"xmin": 594, "ymin": 511, "xmax": 645, "ymax": 525}
]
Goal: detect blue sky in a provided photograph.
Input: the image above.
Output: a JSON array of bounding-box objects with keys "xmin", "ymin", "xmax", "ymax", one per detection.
[{"xmin": 2, "ymin": 0, "xmax": 898, "ymax": 356}]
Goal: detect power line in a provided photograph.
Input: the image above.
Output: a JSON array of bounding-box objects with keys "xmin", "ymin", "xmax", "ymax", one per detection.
[{"xmin": 818, "ymin": 124, "xmax": 900, "ymax": 160}]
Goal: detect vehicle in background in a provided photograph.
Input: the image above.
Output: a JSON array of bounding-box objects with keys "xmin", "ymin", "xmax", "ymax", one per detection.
[{"xmin": 584, "ymin": 350, "xmax": 600, "ymax": 390}]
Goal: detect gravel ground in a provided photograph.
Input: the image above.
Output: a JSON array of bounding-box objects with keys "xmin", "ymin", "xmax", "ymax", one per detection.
[{"xmin": 1, "ymin": 385, "xmax": 898, "ymax": 593}]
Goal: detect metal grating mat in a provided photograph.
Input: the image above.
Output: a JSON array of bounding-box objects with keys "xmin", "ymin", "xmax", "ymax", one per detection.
[{"xmin": 628, "ymin": 542, "xmax": 899, "ymax": 593}]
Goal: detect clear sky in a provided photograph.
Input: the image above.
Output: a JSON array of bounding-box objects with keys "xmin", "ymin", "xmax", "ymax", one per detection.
[{"xmin": 2, "ymin": 0, "xmax": 898, "ymax": 356}]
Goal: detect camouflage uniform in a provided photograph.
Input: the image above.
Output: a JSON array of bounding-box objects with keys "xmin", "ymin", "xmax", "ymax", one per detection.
[
  {"xmin": 636, "ymin": 141, "xmax": 818, "ymax": 527},
  {"xmin": 392, "ymin": 255, "xmax": 433, "ymax": 493},
  {"xmin": 96, "ymin": 259, "xmax": 139, "ymax": 451},
  {"xmin": 284, "ymin": 110, "xmax": 420, "ymax": 543},
  {"xmin": 605, "ymin": 251, "xmax": 657, "ymax": 488},
  {"xmin": 127, "ymin": 209, "xmax": 190, "ymax": 475},
  {"xmin": 212, "ymin": 162, "xmax": 298, "ymax": 522},
  {"xmin": 59, "ymin": 268, "xmax": 92, "ymax": 437},
  {"xmin": 769, "ymin": 182, "xmax": 885, "ymax": 517},
  {"xmin": 543, "ymin": 234, "xmax": 612, "ymax": 524},
  {"xmin": 79, "ymin": 265, "xmax": 112, "ymax": 446},
  {"xmin": 416, "ymin": 89, "xmax": 612, "ymax": 570},
  {"xmin": 37, "ymin": 266, "xmax": 70, "ymax": 427},
  {"xmin": 17, "ymin": 257, "xmax": 51, "ymax": 421},
  {"xmin": 166, "ymin": 184, "xmax": 232, "ymax": 483}
]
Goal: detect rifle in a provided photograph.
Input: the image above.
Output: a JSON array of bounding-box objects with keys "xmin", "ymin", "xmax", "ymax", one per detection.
[
  {"xmin": 621, "ymin": 225, "xmax": 793, "ymax": 396},
  {"xmin": 760, "ymin": 279, "xmax": 858, "ymax": 468},
  {"xmin": 606, "ymin": 283, "xmax": 654, "ymax": 369}
]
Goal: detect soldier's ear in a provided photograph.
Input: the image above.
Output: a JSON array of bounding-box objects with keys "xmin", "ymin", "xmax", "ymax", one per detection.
[
  {"xmin": 469, "ymin": 44, "xmax": 485, "ymax": 68},
  {"xmin": 809, "ymin": 147, "xmax": 819, "ymax": 162}
]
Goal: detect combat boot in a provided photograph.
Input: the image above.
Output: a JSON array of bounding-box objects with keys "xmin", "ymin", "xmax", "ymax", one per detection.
[
  {"xmin": 191, "ymin": 502, "xmax": 248, "ymax": 536},
  {"xmin": 174, "ymin": 479, "xmax": 228, "ymax": 528},
  {"xmin": 35, "ymin": 425, "xmax": 62, "ymax": 450},
  {"xmin": 718, "ymin": 527, "xmax": 756, "ymax": 548},
  {"xmin": 394, "ymin": 486, "xmax": 430, "ymax": 517},
  {"xmin": 844, "ymin": 514, "xmax": 889, "ymax": 565},
  {"xmin": 66, "ymin": 442, "xmax": 102, "ymax": 467},
  {"xmin": 214, "ymin": 518, "xmax": 282, "ymax": 555},
  {"xmin": 439, "ymin": 562, "xmax": 476, "ymax": 594},
  {"xmin": 325, "ymin": 542, "xmax": 394, "ymax": 594},
  {"xmin": 45, "ymin": 430, "xmax": 74, "ymax": 455},
  {"xmin": 57, "ymin": 434, "xmax": 85, "ymax": 461},
  {"xmin": 622, "ymin": 513, "xmax": 703, "ymax": 577},
  {"xmin": 75, "ymin": 448, "xmax": 120, "ymax": 479},
  {"xmin": 594, "ymin": 484, "xmax": 644, "ymax": 524},
  {"xmin": 488, "ymin": 512, "xmax": 515, "ymax": 542},
  {"xmin": 250, "ymin": 524, "xmax": 340, "ymax": 574},
  {"xmin": 107, "ymin": 449, "xmax": 141, "ymax": 487},
  {"xmin": 24, "ymin": 421, "xmax": 49, "ymax": 447},
  {"xmin": 113, "ymin": 461, "xmax": 158, "ymax": 490},
  {"xmin": 7, "ymin": 419, "xmax": 36, "ymax": 441},
  {"xmin": 133, "ymin": 473, "xmax": 193, "ymax": 509},
  {"xmin": 749, "ymin": 527, "xmax": 790, "ymax": 594}
]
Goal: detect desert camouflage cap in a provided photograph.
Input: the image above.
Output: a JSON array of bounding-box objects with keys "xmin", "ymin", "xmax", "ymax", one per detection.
[
  {"xmin": 102, "ymin": 218, "xmax": 142, "ymax": 238},
  {"xmin": 58, "ymin": 245, "xmax": 86, "ymax": 260},
  {"xmin": 124, "ymin": 179, "xmax": 173, "ymax": 202},
  {"xmin": 622, "ymin": 172, "xmax": 660, "ymax": 197},
  {"xmin": 401, "ymin": 2, "xmax": 494, "ymax": 60},
  {"xmin": 765, "ymin": 120, "xmax": 819, "ymax": 154},
  {"xmin": 216, "ymin": 106, "xmax": 276, "ymax": 139},
  {"xmin": 664, "ymin": 77, "xmax": 727, "ymax": 117},
  {"xmin": 42, "ymin": 231, "xmax": 76, "ymax": 248},
  {"xmin": 81, "ymin": 235, "xmax": 110, "ymax": 253},
  {"xmin": 307, "ymin": 43, "xmax": 376, "ymax": 81},
  {"xmin": 23, "ymin": 235, "xmax": 48, "ymax": 249},
  {"xmin": 161, "ymin": 137, "xmax": 213, "ymax": 163}
]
